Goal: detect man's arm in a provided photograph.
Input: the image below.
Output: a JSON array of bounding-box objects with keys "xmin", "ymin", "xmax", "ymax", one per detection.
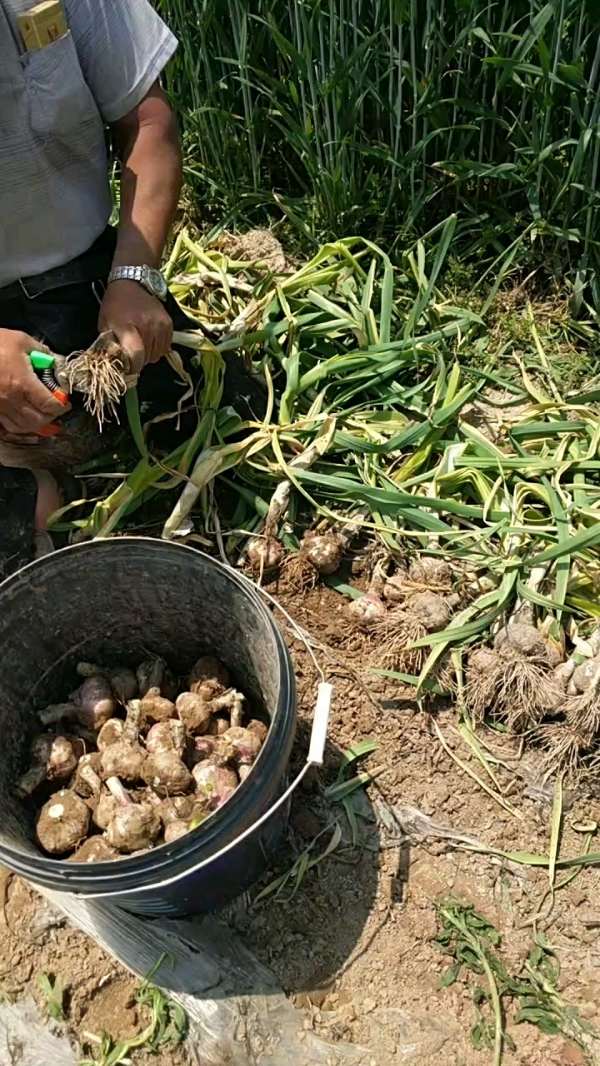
[
  {"xmin": 98, "ymin": 82, "xmax": 183, "ymax": 372},
  {"xmin": 110, "ymin": 82, "xmax": 182, "ymax": 270}
]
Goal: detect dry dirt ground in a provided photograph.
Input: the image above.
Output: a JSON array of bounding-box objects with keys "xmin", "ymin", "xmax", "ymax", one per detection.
[{"xmin": 1, "ymin": 581, "xmax": 599, "ymax": 1065}]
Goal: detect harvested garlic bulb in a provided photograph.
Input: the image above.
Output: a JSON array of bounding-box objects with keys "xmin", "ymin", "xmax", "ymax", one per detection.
[{"xmin": 36, "ymin": 790, "xmax": 90, "ymax": 855}]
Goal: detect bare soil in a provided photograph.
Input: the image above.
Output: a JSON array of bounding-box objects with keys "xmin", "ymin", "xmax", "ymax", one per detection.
[
  {"xmin": 0, "ymin": 874, "xmax": 187, "ymax": 1065},
  {"xmin": 1, "ymin": 581, "xmax": 599, "ymax": 1064}
]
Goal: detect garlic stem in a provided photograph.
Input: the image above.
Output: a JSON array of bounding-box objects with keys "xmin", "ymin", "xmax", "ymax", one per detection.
[{"xmin": 105, "ymin": 777, "xmax": 132, "ymax": 806}]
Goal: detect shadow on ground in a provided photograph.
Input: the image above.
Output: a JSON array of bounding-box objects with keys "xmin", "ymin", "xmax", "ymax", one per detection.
[{"xmin": 225, "ymin": 728, "xmax": 389, "ymax": 997}]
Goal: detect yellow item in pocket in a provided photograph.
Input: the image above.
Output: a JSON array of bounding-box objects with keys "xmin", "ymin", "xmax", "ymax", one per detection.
[{"xmin": 18, "ymin": 0, "xmax": 67, "ymax": 52}]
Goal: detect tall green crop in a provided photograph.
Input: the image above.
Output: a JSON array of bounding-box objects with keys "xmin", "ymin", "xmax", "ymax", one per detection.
[{"xmin": 156, "ymin": 0, "xmax": 600, "ymax": 300}]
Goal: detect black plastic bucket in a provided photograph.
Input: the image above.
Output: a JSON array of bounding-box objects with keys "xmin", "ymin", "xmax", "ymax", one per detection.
[{"xmin": 0, "ymin": 538, "xmax": 296, "ymax": 916}]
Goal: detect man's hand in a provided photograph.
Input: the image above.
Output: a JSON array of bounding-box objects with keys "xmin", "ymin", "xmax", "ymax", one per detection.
[
  {"xmin": 0, "ymin": 329, "xmax": 67, "ymax": 435},
  {"xmin": 98, "ymin": 280, "xmax": 173, "ymax": 376}
]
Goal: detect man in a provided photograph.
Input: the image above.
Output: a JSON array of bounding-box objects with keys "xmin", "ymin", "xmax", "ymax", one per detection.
[
  {"xmin": 0, "ymin": 0, "xmax": 265, "ymax": 579},
  {"xmin": 0, "ymin": 0, "xmax": 184, "ymax": 576}
]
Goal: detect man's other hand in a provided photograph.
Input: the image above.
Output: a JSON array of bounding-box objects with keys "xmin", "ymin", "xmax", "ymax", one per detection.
[
  {"xmin": 98, "ymin": 280, "xmax": 173, "ymax": 376},
  {"xmin": 0, "ymin": 329, "xmax": 67, "ymax": 434}
]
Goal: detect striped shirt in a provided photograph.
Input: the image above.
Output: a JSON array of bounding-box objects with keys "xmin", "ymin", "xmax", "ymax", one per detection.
[{"xmin": 0, "ymin": 0, "xmax": 177, "ymax": 287}]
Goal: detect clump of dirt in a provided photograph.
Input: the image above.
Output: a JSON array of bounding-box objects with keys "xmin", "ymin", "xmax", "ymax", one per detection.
[{"xmin": 218, "ymin": 229, "xmax": 287, "ymax": 272}]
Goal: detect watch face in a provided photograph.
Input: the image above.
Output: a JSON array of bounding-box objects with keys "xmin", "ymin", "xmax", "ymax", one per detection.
[{"xmin": 147, "ymin": 268, "xmax": 168, "ymax": 299}]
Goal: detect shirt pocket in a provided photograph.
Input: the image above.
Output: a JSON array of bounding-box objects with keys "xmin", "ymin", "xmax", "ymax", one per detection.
[{"xmin": 23, "ymin": 31, "xmax": 103, "ymax": 140}]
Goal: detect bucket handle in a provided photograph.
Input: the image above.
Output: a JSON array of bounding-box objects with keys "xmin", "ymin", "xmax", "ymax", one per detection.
[{"xmin": 86, "ymin": 681, "xmax": 332, "ymax": 900}]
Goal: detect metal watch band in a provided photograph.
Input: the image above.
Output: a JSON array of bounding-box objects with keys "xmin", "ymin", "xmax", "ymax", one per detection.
[
  {"xmin": 107, "ymin": 264, "xmax": 168, "ymax": 302},
  {"xmin": 107, "ymin": 266, "xmax": 144, "ymax": 285}
]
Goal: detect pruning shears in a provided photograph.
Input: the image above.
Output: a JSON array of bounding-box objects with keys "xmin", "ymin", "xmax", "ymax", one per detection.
[{"xmin": 29, "ymin": 350, "xmax": 70, "ymax": 437}]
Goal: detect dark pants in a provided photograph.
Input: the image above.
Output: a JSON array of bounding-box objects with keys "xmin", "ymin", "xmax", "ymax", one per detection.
[
  {"xmin": 0, "ymin": 227, "xmax": 266, "ymax": 581},
  {"xmin": 0, "ymin": 469, "xmax": 37, "ymax": 580}
]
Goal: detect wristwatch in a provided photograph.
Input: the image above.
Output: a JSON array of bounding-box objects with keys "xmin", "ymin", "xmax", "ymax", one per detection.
[{"xmin": 107, "ymin": 265, "xmax": 168, "ymax": 302}]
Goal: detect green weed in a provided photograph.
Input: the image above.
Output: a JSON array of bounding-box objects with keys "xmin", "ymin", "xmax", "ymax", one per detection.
[
  {"xmin": 37, "ymin": 972, "xmax": 66, "ymax": 1022},
  {"xmin": 324, "ymin": 739, "xmax": 383, "ymax": 848},
  {"xmin": 435, "ymin": 899, "xmax": 596, "ymax": 1065},
  {"xmin": 79, "ymin": 957, "xmax": 187, "ymax": 1066}
]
